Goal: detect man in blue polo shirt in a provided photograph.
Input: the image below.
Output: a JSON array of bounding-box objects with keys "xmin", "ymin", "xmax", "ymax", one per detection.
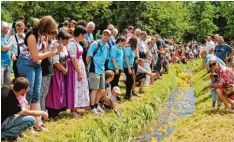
[
  {"xmin": 86, "ymin": 29, "xmax": 111, "ymax": 115},
  {"xmin": 214, "ymin": 36, "xmax": 234, "ymax": 63},
  {"xmin": 1, "ymin": 22, "xmax": 13, "ymax": 85}
]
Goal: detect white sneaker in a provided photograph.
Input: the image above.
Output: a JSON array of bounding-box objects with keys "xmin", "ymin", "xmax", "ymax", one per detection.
[
  {"xmin": 90, "ymin": 108, "xmax": 100, "ymax": 115},
  {"xmin": 225, "ymin": 109, "xmax": 234, "ymax": 113},
  {"xmin": 97, "ymin": 105, "xmax": 105, "ymax": 113}
]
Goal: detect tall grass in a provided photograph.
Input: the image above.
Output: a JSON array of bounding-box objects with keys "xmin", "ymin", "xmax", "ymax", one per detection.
[{"xmin": 21, "ymin": 60, "xmax": 202, "ymax": 142}]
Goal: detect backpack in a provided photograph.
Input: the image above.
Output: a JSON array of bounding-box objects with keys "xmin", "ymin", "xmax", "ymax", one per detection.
[{"xmin": 89, "ymin": 41, "xmax": 101, "ymax": 73}]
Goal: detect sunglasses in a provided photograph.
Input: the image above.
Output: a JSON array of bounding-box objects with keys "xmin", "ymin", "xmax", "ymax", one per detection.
[{"xmin": 209, "ymin": 62, "xmax": 216, "ymax": 68}]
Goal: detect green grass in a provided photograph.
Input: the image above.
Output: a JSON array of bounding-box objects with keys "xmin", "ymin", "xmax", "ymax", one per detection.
[
  {"xmin": 164, "ymin": 62, "xmax": 234, "ymax": 142},
  {"xmin": 19, "ymin": 60, "xmax": 202, "ymax": 142}
]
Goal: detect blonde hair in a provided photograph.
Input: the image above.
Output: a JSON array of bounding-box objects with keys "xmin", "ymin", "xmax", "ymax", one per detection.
[{"xmin": 105, "ymin": 70, "xmax": 114, "ymax": 80}]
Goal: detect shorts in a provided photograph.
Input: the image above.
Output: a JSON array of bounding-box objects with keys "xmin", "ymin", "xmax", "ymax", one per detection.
[
  {"xmin": 211, "ymin": 92, "xmax": 217, "ymax": 102},
  {"xmin": 136, "ymin": 73, "xmax": 146, "ymax": 83},
  {"xmin": 88, "ymin": 72, "xmax": 105, "ymax": 89}
]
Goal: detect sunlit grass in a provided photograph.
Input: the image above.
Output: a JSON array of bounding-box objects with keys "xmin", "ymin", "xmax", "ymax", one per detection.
[
  {"xmin": 164, "ymin": 63, "xmax": 234, "ymax": 142},
  {"xmin": 18, "ymin": 60, "xmax": 202, "ymax": 142}
]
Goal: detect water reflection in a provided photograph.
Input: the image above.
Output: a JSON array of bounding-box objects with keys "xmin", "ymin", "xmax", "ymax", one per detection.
[{"xmin": 136, "ymin": 87, "xmax": 196, "ymax": 142}]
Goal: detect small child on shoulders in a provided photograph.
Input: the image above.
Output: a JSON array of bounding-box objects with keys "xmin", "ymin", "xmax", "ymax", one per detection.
[{"xmin": 208, "ymin": 73, "xmax": 222, "ymax": 110}]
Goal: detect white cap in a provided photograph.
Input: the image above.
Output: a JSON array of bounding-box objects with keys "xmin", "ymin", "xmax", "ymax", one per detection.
[
  {"xmin": 113, "ymin": 86, "xmax": 121, "ymax": 94},
  {"xmin": 103, "ymin": 29, "xmax": 111, "ymax": 35}
]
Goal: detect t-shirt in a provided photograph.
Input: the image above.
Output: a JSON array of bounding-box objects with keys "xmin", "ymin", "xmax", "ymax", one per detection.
[
  {"xmin": 8, "ymin": 33, "xmax": 25, "ymax": 56},
  {"xmin": 85, "ymin": 32, "xmax": 94, "ymax": 42},
  {"xmin": 123, "ymin": 46, "xmax": 135, "ymax": 68},
  {"xmin": 214, "ymin": 44, "xmax": 232, "ymax": 61},
  {"xmin": 105, "ymin": 83, "xmax": 111, "ymax": 89},
  {"xmin": 87, "ymin": 40, "xmax": 108, "ymax": 74},
  {"xmin": 1, "ymin": 35, "xmax": 11, "ymax": 66},
  {"xmin": 137, "ymin": 65, "xmax": 148, "ymax": 73},
  {"xmin": 151, "ymin": 44, "xmax": 158, "ymax": 61},
  {"xmin": 108, "ymin": 44, "xmax": 123, "ymax": 70},
  {"xmin": 1, "ymin": 86, "xmax": 22, "ymax": 123}
]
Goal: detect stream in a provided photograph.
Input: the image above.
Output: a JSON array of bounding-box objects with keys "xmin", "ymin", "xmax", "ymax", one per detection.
[{"xmin": 136, "ymin": 72, "xmax": 196, "ymax": 142}]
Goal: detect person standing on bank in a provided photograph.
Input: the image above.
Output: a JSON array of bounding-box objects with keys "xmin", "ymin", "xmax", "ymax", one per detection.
[
  {"xmin": 123, "ymin": 37, "xmax": 138, "ymax": 100},
  {"xmin": 107, "ymin": 36, "xmax": 127, "ymax": 88},
  {"xmin": 1, "ymin": 77, "xmax": 49, "ymax": 141},
  {"xmin": 67, "ymin": 25, "xmax": 90, "ymax": 118},
  {"xmin": 46, "ymin": 30, "xmax": 70, "ymax": 118},
  {"xmin": 17, "ymin": 16, "xmax": 59, "ymax": 130},
  {"xmin": 86, "ymin": 29, "xmax": 111, "ymax": 115},
  {"xmin": 8, "ymin": 21, "xmax": 25, "ymax": 82},
  {"xmin": 1, "ymin": 22, "xmax": 14, "ymax": 85}
]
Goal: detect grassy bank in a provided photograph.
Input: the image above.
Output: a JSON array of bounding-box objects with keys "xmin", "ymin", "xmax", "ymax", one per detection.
[
  {"xmin": 20, "ymin": 60, "xmax": 202, "ymax": 142},
  {"xmin": 164, "ymin": 61, "xmax": 234, "ymax": 142}
]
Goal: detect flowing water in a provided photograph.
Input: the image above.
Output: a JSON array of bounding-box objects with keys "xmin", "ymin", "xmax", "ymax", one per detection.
[{"xmin": 136, "ymin": 71, "xmax": 196, "ymax": 142}]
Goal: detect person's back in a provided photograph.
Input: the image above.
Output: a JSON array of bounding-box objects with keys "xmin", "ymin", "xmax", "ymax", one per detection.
[{"xmin": 1, "ymin": 86, "xmax": 22, "ymax": 124}]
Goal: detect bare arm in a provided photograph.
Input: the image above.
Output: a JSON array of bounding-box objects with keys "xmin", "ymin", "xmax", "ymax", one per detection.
[
  {"xmin": 54, "ymin": 63, "xmax": 67, "ymax": 73},
  {"xmin": 112, "ymin": 57, "xmax": 118, "ymax": 69},
  {"xmin": 86, "ymin": 56, "xmax": 91, "ymax": 65},
  {"xmin": 27, "ymin": 35, "xmax": 55, "ymax": 61},
  {"xmin": 125, "ymin": 56, "xmax": 131, "ymax": 70},
  {"xmin": 1, "ymin": 42, "xmax": 13, "ymax": 52},
  {"xmin": 17, "ymin": 109, "xmax": 48, "ymax": 120}
]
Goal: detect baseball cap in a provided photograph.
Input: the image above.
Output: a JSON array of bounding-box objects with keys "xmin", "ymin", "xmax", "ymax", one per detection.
[
  {"xmin": 103, "ymin": 29, "xmax": 111, "ymax": 35},
  {"xmin": 113, "ymin": 86, "xmax": 121, "ymax": 94}
]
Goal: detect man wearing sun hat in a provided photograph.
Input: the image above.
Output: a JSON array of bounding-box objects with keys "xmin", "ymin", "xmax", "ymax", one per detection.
[{"xmin": 87, "ymin": 29, "xmax": 111, "ymax": 115}]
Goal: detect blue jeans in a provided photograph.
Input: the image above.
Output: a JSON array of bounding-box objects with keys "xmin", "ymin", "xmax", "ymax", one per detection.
[
  {"xmin": 1, "ymin": 115, "xmax": 35, "ymax": 137},
  {"xmin": 1, "ymin": 65, "xmax": 11, "ymax": 85},
  {"xmin": 17, "ymin": 57, "xmax": 42, "ymax": 104}
]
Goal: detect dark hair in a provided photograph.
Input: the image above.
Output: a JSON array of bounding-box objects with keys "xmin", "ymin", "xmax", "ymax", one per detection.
[
  {"xmin": 57, "ymin": 30, "xmax": 71, "ymax": 40},
  {"xmin": 19, "ymin": 16, "xmax": 25, "ymax": 20},
  {"xmin": 116, "ymin": 36, "xmax": 126, "ymax": 44},
  {"xmin": 73, "ymin": 25, "xmax": 87, "ymax": 37},
  {"xmin": 128, "ymin": 37, "xmax": 138, "ymax": 50},
  {"xmin": 13, "ymin": 77, "xmax": 29, "ymax": 92},
  {"xmin": 77, "ymin": 20, "xmax": 87, "ymax": 27}
]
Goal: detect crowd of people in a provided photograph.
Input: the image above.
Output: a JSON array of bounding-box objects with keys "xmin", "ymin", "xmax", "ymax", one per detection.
[{"xmin": 1, "ymin": 15, "xmax": 234, "ymax": 141}]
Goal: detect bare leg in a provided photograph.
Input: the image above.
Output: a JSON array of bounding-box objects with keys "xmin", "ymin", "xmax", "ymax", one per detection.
[{"xmin": 90, "ymin": 89, "xmax": 98, "ymax": 106}]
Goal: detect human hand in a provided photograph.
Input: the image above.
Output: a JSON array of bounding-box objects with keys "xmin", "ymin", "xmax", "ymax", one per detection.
[
  {"xmin": 42, "ymin": 111, "xmax": 49, "ymax": 121},
  {"xmin": 115, "ymin": 69, "xmax": 119, "ymax": 75},
  {"xmin": 78, "ymin": 72, "xmax": 82, "ymax": 81},
  {"xmin": 128, "ymin": 68, "xmax": 133, "ymax": 75},
  {"xmin": 63, "ymin": 69, "xmax": 68, "ymax": 75},
  {"xmin": 11, "ymin": 54, "xmax": 17, "ymax": 61}
]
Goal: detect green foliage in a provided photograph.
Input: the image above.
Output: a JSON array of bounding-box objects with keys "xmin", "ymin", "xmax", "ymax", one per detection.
[
  {"xmin": 188, "ymin": 1, "xmax": 218, "ymax": 41},
  {"xmin": 1, "ymin": 1, "xmax": 233, "ymax": 42}
]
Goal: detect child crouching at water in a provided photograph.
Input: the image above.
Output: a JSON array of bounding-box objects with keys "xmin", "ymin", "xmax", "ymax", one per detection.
[
  {"xmin": 208, "ymin": 73, "xmax": 222, "ymax": 110},
  {"xmin": 99, "ymin": 70, "xmax": 122, "ymax": 115}
]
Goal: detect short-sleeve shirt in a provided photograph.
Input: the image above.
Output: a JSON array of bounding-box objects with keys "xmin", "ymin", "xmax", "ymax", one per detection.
[
  {"xmin": 8, "ymin": 33, "xmax": 25, "ymax": 56},
  {"xmin": 151, "ymin": 44, "xmax": 158, "ymax": 60},
  {"xmin": 137, "ymin": 65, "xmax": 148, "ymax": 73},
  {"xmin": 87, "ymin": 40, "xmax": 108, "ymax": 74},
  {"xmin": 138, "ymin": 38, "xmax": 146, "ymax": 53},
  {"xmin": 214, "ymin": 44, "xmax": 232, "ymax": 61},
  {"xmin": 123, "ymin": 46, "xmax": 135, "ymax": 68},
  {"xmin": 1, "ymin": 35, "xmax": 11, "ymax": 66},
  {"xmin": 108, "ymin": 44, "xmax": 123, "ymax": 70},
  {"xmin": 144, "ymin": 48, "xmax": 153, "ymax": 64},
  {"xmin": 1, "ymin": 86, "xmax": 22, "ymax": 123},
  {"xmin": 85, "ymin": 32, "xmax": 94, "ymax": 42},
  {"xmin": 67, "ymin": 39, "xmax": 83, "ymax": 59},
  {"xmin": 217, "ymin": 66, "xmax": 234, "ymax": 88}
]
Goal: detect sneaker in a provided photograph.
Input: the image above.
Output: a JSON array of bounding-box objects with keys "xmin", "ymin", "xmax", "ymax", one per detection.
[
  {"xmin": 225, "ymin": 109, "xmax": 234, "ymax": 113},
  {"xmin": 132, "ymin": 92, "xmax": 140, "ymax": 97},
  {"xmin": 97, "ymin": 105, "xmax": 105, "ymax": 113},
  {"xmin": 90, "ymin": 108, "xmax": 100, "ymax": 115}
]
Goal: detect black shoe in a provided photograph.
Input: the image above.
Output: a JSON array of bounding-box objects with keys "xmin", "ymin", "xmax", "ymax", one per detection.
[
  {"xmin": 116, "ymin": 96, "xmax": 122, "ymax": 103},
  {"xmin": 124, "ymin": 96, "xmax": 132, "ymax": 100},
  {"xmin": 132, "ymin": 91, "xmax": 140, "ymax": 97}
]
